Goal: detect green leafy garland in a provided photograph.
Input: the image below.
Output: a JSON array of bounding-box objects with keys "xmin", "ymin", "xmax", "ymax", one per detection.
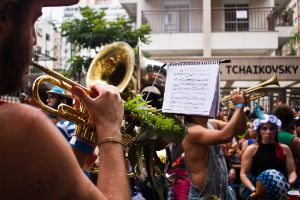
[
  {"xmin": 123, "ymin": 95, "xmax": 187, "ymax": 200},
  {"xmin": 124, "ymin": 95, "xmax": 186, "ymax": 143}
]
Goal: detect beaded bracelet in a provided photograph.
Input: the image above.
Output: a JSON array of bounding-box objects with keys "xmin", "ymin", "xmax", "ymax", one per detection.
[
  {"xmin": 235, "ymin": 103, "xmax": 245, "ymax": 108},
  {"xmin": 69, "ymin": 136, "xmax": 94, "ymax": 155},
  {"xmin": 98, "ymin": 137, "xmax": 123, "ymax": 146}
]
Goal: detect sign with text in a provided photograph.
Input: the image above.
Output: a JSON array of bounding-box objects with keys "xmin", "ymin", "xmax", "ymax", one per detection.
[{"xmin": 155, "ymin": 57, "xmax": 300, "ymax": 81}]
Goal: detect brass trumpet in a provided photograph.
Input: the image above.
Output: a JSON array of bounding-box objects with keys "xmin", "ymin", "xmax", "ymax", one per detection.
[
  {"xmin": 32, "ymin": 63, "xmax": 98, "ymax": 143},
  {"xmin": 32, "ymin": 42, "xmax": 135, "ymax": 144},
  {"xmin": 224, "ymin": 93, "xmax": 265, "ymax": 110},
  {"xmin": 220, "ymin": 73, "xmax": 280, "ymax": 108}
]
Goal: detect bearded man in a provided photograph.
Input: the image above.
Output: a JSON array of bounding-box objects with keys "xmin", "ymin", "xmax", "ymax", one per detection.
[{"xmin": 0, "ymin": 1, "xmax": 129, "ymax": 199}]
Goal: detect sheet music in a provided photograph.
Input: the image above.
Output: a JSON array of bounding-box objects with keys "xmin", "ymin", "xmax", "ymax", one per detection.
[{"xmin": 162, "ymin": 62, "xmax": 220, "ymax": 117}]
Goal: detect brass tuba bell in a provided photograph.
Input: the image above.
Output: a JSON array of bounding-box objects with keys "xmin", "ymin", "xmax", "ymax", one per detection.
[{"xmin": 86, "ymin": 42, "xmax": 135, "ymax": 92}]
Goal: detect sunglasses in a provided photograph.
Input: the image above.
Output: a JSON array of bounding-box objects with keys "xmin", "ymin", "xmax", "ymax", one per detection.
[{"xmin": 48, "ymin": 94, "xmax": 57, "ymax": 99}]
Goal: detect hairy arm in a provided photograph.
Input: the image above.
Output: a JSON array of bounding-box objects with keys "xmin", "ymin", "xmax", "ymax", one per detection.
[{"xmin": 71, "ymin": 84, "xmax": 130, "ymax": 200}]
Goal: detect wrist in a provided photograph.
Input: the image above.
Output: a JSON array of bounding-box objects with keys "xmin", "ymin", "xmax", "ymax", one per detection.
[
  {"xmin": 235, "ymin": 103, "xmax": 245, "ymax": 109},
  {"xmin": 249, "ymin": 186, "xmax": 256, "ymax": 192},
  {"xmin": 98, "ymin": 136, "xmax": 123, "ymax": 146}
]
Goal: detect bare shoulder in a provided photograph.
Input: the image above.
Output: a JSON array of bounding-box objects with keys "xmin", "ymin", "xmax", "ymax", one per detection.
[
  {"xmin": 279, "ymin": 143, "xmax": 292, "ymax": 154},
  {"xmin": 291, "ymin": 136, "xmax": 300, "ymax": 145},
  {"xmin": 0, "ymin": 103, "xmax": 46, "ymax": 122},
  {"xmin": 186, "ymin": 124, "xmax": 207, "ymax": 140},
  {"xmin": 0, "ymin": 103, "xmax": 54, "ymax": 139},
  {"xmin": 0, "ymin": 103, "xmax": 62, "ymax": 160},
  {"xmin": 243, "ymin": 143, "xmax": 258, "ymax": 156},
  {"xmin": 0, "ymin": 103, "xmax": 100, "ymax": 199}
]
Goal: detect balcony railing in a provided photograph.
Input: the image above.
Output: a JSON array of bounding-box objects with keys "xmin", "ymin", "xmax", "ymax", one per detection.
[
  {"xmin": 141, "ymin": 7, "xmax": 278, "ymax": 33},
  {"xmin": 142, "ymin": 8, "xmax": 203, "ymax": 33},
  {"xmin": 212, "ymin": 7, "xmax": 274, "ymax": 32}
]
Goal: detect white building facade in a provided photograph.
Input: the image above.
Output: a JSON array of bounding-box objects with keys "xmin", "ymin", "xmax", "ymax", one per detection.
[
  {"xmin": 34, "ymin": 19, "xmax": 61, "ymax": 70},
  {"xmin": 120, "ymin": 0, "xmax": 300, "ymax": 111}
]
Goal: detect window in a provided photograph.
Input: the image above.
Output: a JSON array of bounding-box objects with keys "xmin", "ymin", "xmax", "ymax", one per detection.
[
  {"xmin": 164, "ymin": 1, "xmax": 190, "ymax": 33},
  {"xmin": 45, "ymin": 50, "xmax": 49, "ymax": 56},
  {"xmin": 37, "ymin": 46, "xmax": 42, "ymax": 53},
  {"xmin": 225, "ymin": 4, "xmax": 249, "ymax": 31},
  {"xmin": 45, "ymin": 33, "xmax": 50, "ymax": 41}
]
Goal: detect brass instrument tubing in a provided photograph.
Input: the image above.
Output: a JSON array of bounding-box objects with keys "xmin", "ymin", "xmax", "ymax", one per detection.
[{"xmin": 32, "ymin": 62, "xmax": 97, "ymax": 97}]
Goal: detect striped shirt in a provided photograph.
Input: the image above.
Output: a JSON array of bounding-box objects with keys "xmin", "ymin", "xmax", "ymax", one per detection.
[{"xmin": 56, "ymin": 120, "xmax": 75, "ymax": 141}]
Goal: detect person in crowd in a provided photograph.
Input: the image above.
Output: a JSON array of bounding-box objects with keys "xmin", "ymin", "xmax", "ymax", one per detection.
[
  {"xmin": 222, "ymin": 139, "xmax": 241, "ymax": 199},
  {"xmin": 167, "ymin": 152, "xmax": 190, "ymax": 200},
  {"xmin": 239, "ymin": 121, "xmax": 257, "ymax": 159},
  {"xmin": 164, "ymin": 140, "xmax": 190, "ymax": 200},
  {"xmin": 182, "ymin": 89, "xmax": 246, "ymax": 199},
  {"xmin": 46, "ymin": 86, "xmax": 75, "ymax": 141},
  {"xmin": 240, "ymin": 114, "xmax": 297, "ymax": 200},
  {"xmin": 295, "ymin": 112, "xmax": 300, "ymax": 137},
  {"xmin": 273, "ymin": 104, "xmax": 300, "ymax": 160},
  {"xmin": 24, "ymin": 82, "xmax": 49, "ymax": 107},
  {"xmin": 273, "ymin": 104, "xmax": 300, "ymax": 190},
  {"xmin": 0, "ymin": 0, "xmax": 130, "ymax": 199}
]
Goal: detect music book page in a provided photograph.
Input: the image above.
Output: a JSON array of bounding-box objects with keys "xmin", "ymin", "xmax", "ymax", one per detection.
[{"xmin": 162, "ymin": 62, "xmax": 220, "ymax": 118}]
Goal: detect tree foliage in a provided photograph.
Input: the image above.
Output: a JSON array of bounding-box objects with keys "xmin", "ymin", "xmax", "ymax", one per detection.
[
  {"xmin": 287, "ymin": 29, "xmax": 300, "ymax": 56},
  {"xmin": 60, "ymin": 7, "xmax": 151, "ymax": 79}
]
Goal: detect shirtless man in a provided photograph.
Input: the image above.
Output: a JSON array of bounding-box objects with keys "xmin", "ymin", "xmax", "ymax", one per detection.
[
  {"xmin": 182, "ymin": 89, "xmax": 246, "ymax": 199},
  {"xmin": 0, "ymin": 0, "xmax": 129, "ymax": 199}
]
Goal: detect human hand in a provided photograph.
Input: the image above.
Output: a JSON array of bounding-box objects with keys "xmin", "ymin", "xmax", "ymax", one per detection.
[
  {"xmin": 71, "ymin": 83, "xmax": 124, "ymax": 141},
  {"xmin": 249, "ymin": 186, "xmax": 258, "ymax": 199},
  {"xmin": 230, "ymin": 88, "xmax": 245, "ymax": 106}
]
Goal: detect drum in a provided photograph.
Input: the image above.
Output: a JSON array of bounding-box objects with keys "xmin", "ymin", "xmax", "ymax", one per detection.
[{"xmin": 256, "ymin": 169, "xmax": 289, "ymax": 200}]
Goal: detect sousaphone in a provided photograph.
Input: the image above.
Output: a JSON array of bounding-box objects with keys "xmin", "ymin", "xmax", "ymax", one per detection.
[{"xmin": 86, "ymin": 41, "xmax": 135, "ymax": 92}]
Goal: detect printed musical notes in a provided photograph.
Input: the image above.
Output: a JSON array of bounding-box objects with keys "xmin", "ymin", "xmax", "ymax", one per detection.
[{"xmin": 162, "ymin": 62, "xmax": 220, "ymax": 118}]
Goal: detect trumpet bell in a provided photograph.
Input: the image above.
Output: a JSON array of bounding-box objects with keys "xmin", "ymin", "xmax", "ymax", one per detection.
[{"xmin": 86, "ymin": 42, "xmax": 135, "ymax": 92}]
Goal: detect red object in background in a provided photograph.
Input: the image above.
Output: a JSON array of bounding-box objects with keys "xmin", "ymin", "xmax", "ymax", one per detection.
[{"xmin": 287, "ymin": 191, "xmax": 300, "ymax": 200}]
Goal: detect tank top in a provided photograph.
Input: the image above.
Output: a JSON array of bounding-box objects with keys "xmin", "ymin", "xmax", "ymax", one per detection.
[
  {"xmin": 251, "ymin": 143, "xmax": 286, "ymax": 178},
  {"xmin": 247, "ymin": 139, "xmax": 255, "ymax": 145}
]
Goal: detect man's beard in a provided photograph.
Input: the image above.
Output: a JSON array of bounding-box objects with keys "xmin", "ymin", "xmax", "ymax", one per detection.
[{"xmin": 0, "ymin": 27, "xmax": 32, "ymax": 95}]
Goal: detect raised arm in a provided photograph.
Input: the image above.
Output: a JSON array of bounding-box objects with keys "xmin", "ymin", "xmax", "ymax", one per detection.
[
  {"xmin": 187, "ymin": 89, "xmax": 246, "ymax": 145},
  {"xmin": 72, "ymin": 83, "xmax": 130, "ymax": 200}
]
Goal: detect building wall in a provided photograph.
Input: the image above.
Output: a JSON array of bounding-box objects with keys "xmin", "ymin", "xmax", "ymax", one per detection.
[
  {"xmin": 132, "ymin": 0, "xmax": 300, "ymax": 109},
  {"xmin": 34, "ymin": 19, "xmax": 61, "ymax": 70}
]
